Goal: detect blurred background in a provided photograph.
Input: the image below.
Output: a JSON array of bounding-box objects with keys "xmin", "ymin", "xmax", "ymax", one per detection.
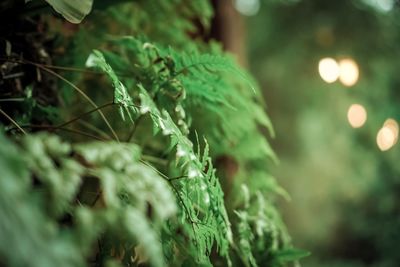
[{"xmin": 224, "ymin": 0, "xmax": 400, "ymax": 266}]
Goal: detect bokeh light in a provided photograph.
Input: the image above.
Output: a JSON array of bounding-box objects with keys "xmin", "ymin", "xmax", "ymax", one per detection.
[
  {"xmin": 234, "ymin": 0, "xmax": 260, "ymax": 16},
  {"xmin": 318, "ymin": 58, "xmax": 340, "ymax": 83},
  {"xmin": 377, "ymin": 118, "xmax": 399, "ymax": 151},
  {"xmin": 377, "ymin": 126, "xmax": 396, "ymax": 151},
  {"xmin": 347, "ymin": 104, "xmax": 367, "ymax": 128},
  {"xmin": 383, "ymin": 118, "xmax": 399, "ymax": 138},
  {"xmin": 338, "ymin": 58, "xmax": 359, "ymax": 87}
]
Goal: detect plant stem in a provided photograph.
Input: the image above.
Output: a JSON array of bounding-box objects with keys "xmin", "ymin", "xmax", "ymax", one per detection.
[
  {"xmin": 10, "ymin": 124, "xmax": 105, "ymax": 141},
  {"xmin": 0, "ymin": 58, "xmax": 120, "ymax": 141},
  {"xmin": 126, "ymin": 114, "xmax": 144, "ymax": 142},
  {"xmin": 0, "ymin": 108, "xmax": 27, "ymax": 134},
  {"xmin": 57, "ymin": 102, "xmax": 115, "ymax": 129},
  {"xmin": 141, "ymin": 154, "xmax": 168, "ymax": 166},
  {"xmin": 77, "ymin": 120, "xmax": 113, "ymax": 140},
  {"xmin": 35, "ymin": 64, "xmax": 120, "ymax": 141},
  {"xmin": 0, "ymin": 57, "xmax": 132, "ymax": 77},
  {"xmin": 168, "ymin": 175, "xmax": 188, "ymax": 181},
  {"xmin": 0, "ymin": 98, "xmax": 25, "ymax": 102}
]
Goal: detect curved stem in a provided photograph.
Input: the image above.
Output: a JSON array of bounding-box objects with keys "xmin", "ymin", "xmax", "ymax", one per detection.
[
  {"xmin": 141, "ymin": 154, "xmax": 168, "ymax": 166},
  {"xmin": 77, "ymin": 120, "xmax": 113, "ymax": 140},
  {"xmin": 126, "ymin": 114, "xmax": 144, "ymax": 142},
  {"xmin": 0, "ymin": 57, "xmax": 120, "ymax": 141},
  {"xmin": 0, "ymin": 108, "xmax": 27, "ymax": 134},
  {"xmin": 56, "ymin": 127, "xmax": 106, "ymax": 141},
  {"xmin": 0, "ymin": 57, "xmax": 132, "ymax": 77},
  {"xmin": 168, "ymin": 175, "xmax": 188, "ymax": 181},
  {"xmin": 56, "ymin": 102, "xmax": 115, "ymax": 129},
  {"xmin": 33, "ymin": 64, "xmax": 120, "ymax": 142},
  {"xmin": 14, "ymin": 124, "xmax": 105, "ymax": 141},
  {"xmin": 139, "ymin": 159, "xmax": 169, "ymax": 180}
]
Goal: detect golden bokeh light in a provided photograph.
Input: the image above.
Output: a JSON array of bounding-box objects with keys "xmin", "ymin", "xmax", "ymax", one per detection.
[
  {"xmin": 377, "ymin": 126, "xmax": 396, "ymax": 151},
  {"xmin": 383, "ymin": 118, "xmax": 399, "ymax": 140},
  {"xmin": 347, "ymin": 104, "xmax": 367, "ymax": 128},
  {"xmin": 318, "ymin": 58, "xmax": 340, "ymax": 83},
  {"xmin": 376, "ymin": 118, "xmax": 398, "ymax": 151},
  {"xmin": 338, "ymin": 58, "xmax": 359, "ymax": 87}
]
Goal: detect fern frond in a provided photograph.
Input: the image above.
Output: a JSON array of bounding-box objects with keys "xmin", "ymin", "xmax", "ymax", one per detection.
[
  {"xmin": 168, "ymin": 49, "xmax": 255, "ymax": 93},
  {"xmin": 21, "ymin": 134, "xmax": 83, "ymax": 216},
  {"xmin": 138, "ymin": 84, "xmax": 233, "ymax": 263},
  {"xmin": 0, "ymin": 133, "xmax": 86, "ymax": 267},
  {"xmin": 0, "ymin": 133, "xmax": 178, "ymax": 267},
  {"xmin": 235, "ymin": 208, "xmax": 258, "ymax": 267},
  {"xmin": 86, "ymin": 50, "xmax": 138, "ymax": 121}
]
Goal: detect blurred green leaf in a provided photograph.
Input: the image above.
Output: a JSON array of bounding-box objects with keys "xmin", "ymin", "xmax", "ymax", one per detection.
[
  {"xmin": 275, "ymin": 248, "xmax": 311, "ymax": 263},
  {"xmin": 45, "ymin": 0, "xmax": 93, "ymax": 23}
]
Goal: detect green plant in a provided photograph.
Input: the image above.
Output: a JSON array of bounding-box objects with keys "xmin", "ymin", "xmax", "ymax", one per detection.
[{"xmin": 0, "ymin": 1, "xmax": 307, "ymax": 266}]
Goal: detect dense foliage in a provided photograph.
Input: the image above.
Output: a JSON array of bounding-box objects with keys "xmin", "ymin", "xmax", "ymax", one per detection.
[{"xmin": 0, "ymin": 1, "xmax": 306, "ymax": 266}]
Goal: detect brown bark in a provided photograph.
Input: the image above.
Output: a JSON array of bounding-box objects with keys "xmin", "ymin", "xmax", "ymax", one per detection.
[{"xmin": 211, "ymin": 0, "xmax": 247, "ymax": 66}]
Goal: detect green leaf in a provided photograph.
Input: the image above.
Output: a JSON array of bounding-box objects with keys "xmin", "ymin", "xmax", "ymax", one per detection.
[
  {"xmin": 275, "ymin": 248, "xmax": 311, "ymax": 263},
  {"xmin": 45, "ymin": 0, "xmax": 93, "ymax": 24}
]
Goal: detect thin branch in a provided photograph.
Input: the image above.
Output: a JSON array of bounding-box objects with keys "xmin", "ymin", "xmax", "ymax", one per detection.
[
  {"xmin": 139, "ymin": 159, "xmax": 188, "ymax": 181},
  {"xmin": 10, "ymin": 124, "xmax": 105, "ymax": 141},
  {"xmin": 0, "ymin": 98, "xmax": 25, "ymax": 102},
  {"xmin": 168, "ymin": 181, "xmax": 197, "ymax": 223},
  {"xmin": 139, "ymin": 158, "xmax": 199, "ymax": 243},
  {"xmin": 126, "ymin": 114, "xmax": 144, "ymax": 142},
  {"xmin": 0, "ymin": 108, "xmax": 27, "ymax": 134},
  {"xmin": 168, "ymin": 181, "xmax": 200, "ymax": 247},
  {"xmin": 56, "ymin": 102, "xmax": 115, "ymax": 129},
  {"xmin": 35, "ymin": 64, "xmax": 133, "ymax": 77},
  {"xmin": 33, "ymin": 64, "xmax": 120, "ymax": 142},
  {"xmin": 168, "ymin": 175, "xmax": 188, "ymax": 181},
  {"xmin": 0, "ymin": 58, "xmax": 120, "ymax": 141},
  {"xmin": 34, "ymin": 65, "xmax": 106, "ymax": 75},
  {"xmin": 77, "ymin": 120, "xmax": 113, "ymax": 140},
  {"xmin": 141, "ymin": 154, "xmax": 168, "ymax": 166},
  {"xmin": 56, "ymin": 127, "xmax": 106, "ymax": 141},
  {"xmin": 91, "ymin": 189, "xmax": 103, "ymax": 206},
  {"xmin": 139, "ymin": 160, "xmax": 197, "ymax": 226},
  {"xmin": 0, "ymin": 57, "xmax": 133, "ymax": 77},
  {"xmin": 139, "ymin": 159, "xmax": 169, "ymax": 180}
]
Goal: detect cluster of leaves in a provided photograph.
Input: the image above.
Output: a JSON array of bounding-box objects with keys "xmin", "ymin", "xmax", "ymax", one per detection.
[
  {"xmin": 0, "ymin": 132, "xmax": 177, "ymax": 267},
  {"xmin": 0, "ymin": 0, "xmax": 307, "ymax": 267}
]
